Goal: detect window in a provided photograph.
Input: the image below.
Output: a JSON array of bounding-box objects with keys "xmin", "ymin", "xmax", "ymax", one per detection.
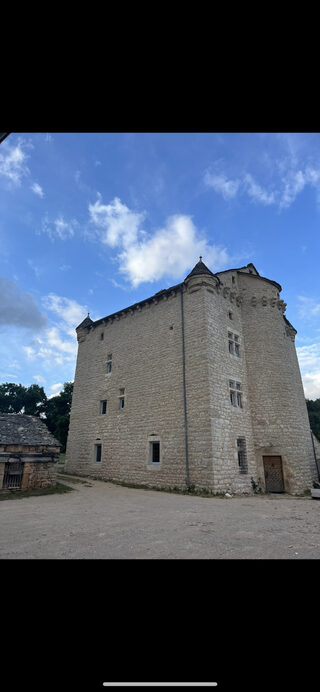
[
  {"xmin": 150, "ymin": 441, "xmax": 160, "ymax": 464},
  {"xmin": 229, "ymin": 380, "xmax": 243, "ymax": 408},
  {"xmin": 100, "ymin": 400, "xmax": 107, "ymax": 415},
  {"xmin": 95, "ymin": 444, "xmax": 102, "ymax": 463},
  {"xmin": 119, "ymin": 388, "xmax": 125, "ymax": 410},
  {"xmin": 107, "ymin": 353, "xmax": 112, "ymax": 373},
  {"xmin": 237, "ymin": 438, "xmax": 247, "ymax": 473},
  {"xmin": 228, "ymin": 311, "xmax": 233, "ymax": 320},
  {"xmin": 232, "ymin": 276, "xmax": 235, "ymax": 284},
  {"xmin": 100, "ymin": 332, "xmax": 104, "ymax": 341},
  {"xmin": 228, "ymin": 332, "xmax": 240, "ymax": 357}
]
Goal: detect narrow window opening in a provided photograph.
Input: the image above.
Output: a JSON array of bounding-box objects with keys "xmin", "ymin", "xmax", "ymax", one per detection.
[
  {"xmin": 107, "ymin": 353, "xmax": 112, "ymax": 373},
  {"xmin": 237, "ymin": 438, "xmax": 248, "ymax": 473},
  {"xmin": 119, "ymin": 388, "xmax": 125, "ymax": 410},
  {"xmin": 95, "ymin": 444, "xmax": 102, "ymax": 463},
  {"xmin": 150, "ymin": 441, "xmax": 160, "ymax": 464},
  {"xmin": 100, "ymin": 332, "xmax": 104, "ymax": 340},
  {"xmin": 100, "ymin": 400, "xmax": 107, "ymax": 415}
]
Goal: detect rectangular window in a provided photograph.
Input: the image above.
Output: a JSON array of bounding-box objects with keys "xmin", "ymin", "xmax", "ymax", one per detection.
[
  {"xmin": 228, "ymin": 332, "xmax": 240, "ymax": 357},
  {"xmin": 100, "ymin": 400, "xmax": 107, "ymax": 415},
  {"xmin": 119, "ymin": 388, "xmax": 125, "ymax": 410},
  {"xmin": 107, "ymin": 353, "xmax": 112, "ymax": 373},
  {"xmin": 95, "ymin": 444, "xmax": 102, "ymax": 463},
  {"xmin": 237, "ymin": 438, "xmax": 248, "ymax": 473},
  {"xmin": 229, "ymin": 380, "xmax": 243, "ymax": 408},
  {"xmin": 150, "ymin": 441, "xmax": 160, "ymax": 464},
  {"xmin": 100, "ymin": 332, "xmax": 104, "ymax": 341}
]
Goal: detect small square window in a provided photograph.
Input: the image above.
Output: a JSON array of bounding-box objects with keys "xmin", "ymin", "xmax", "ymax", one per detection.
[{"xmin": 150, "ymin": 441, "xmax": 160, "ymax": 464}]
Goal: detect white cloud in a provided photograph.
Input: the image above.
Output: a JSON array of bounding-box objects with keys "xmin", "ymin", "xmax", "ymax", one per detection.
[
  {"xmin": 204, "ymin": 171, "xmax": 240, "ymax": 200},
  {"xmin": 40, "ymin": 214, "xmax": 78, "ymax": 240},
  {"xmin": 296, "ymin": 342, "xmax": 320, "ymax": 399},
  {"xmin": 204, "ymin": 153, "xmax": 320, "ymax": 210},
  {"xmin": 119, "ymin": 214, "xmax": 228, "ymax": 288},
  {"xmin": 88, "ymin": 195, "xmax": 230, "ymax": 288},
  {"xmin": 89, "ymin": 195, "xmax": 145, "ymax": 249},
  {"xmin": 0, "ymin": 139, "xmax": 30, "ymax": 186},
  {"xmin": 33, "ymin": 374, "xmax": 46, "ymax": 384},
  {"xmin": 31, "ymin": 182, "xmax": 44, "ymax": 198},
  {"xmin": 243, "ymin": 174, "xmax": 275, "ymax": 205},
  {"xmin": 42, "ymin": 293, "xmax": 88, "ymax": 329},
  {"xmin": 49, "ymin": 383, "xmax": 63, "ymax": 397},
  {"xmin": 297, "ymin": 296, "xmax": 320, "ymax": 319}
]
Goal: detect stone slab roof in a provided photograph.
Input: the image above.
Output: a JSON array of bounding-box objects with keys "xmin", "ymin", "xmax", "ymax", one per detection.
[{"xmin": 0, "ymin": 414, "xmax": 61, "ymax": 447}]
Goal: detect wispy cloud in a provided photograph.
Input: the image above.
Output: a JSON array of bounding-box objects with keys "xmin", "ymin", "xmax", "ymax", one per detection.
[
  {"xmin": 0, "ymin": 139, "xmax": 30, "ymax": 186},
  {"xmin": 31, "ymin": 181, "xmax": 44, "ymax": 198},
  {"xmin": 203, "ymin": 172, "xmax": 240, "ymax": 200},
  {"xmin": 297, "ymin": 296, "xmax": 320, "ymax": 319},
  {"xmin": 296, "ymin": 342, "xmax": 320, "ymax": 399},
  {"xmin": 204, "ymin": 137, "xmax": 320, "ymax": 210},
  {"xmin": 39, "ymin": 214, "xmax": 78, "ymax": 241},
  {"xmin": 88, "ymin": 195, "xmax": 229, "ymax": 287}
]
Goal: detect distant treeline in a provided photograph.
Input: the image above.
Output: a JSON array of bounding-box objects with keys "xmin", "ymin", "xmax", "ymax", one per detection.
[
  {"xmin": 0, "ymin": 381, "xmax": 73, "ymax": 452},
  {"xmin": 306, "ymin": 399, "xmax": 320, "ymax": 440},
  {"xmin": 1, "ymin": 380, "xmax": 319, "ymax": 450}
]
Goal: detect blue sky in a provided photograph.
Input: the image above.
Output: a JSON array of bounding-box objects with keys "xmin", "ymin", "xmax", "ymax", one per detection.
[{"xmin": 0, "ymin": 132, "xmax": 319, "ymax": 399}]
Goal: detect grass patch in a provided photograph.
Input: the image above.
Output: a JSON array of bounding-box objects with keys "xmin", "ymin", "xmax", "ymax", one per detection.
[{"xmin": 0, "ymin": 482, "xmax": 74, "ymax": 501}]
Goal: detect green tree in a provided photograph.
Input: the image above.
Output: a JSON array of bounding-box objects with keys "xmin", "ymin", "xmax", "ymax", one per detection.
[
  {"xmin": 0, "ymin": 382, "xmax": 47, "ymax": 415},
  {"xmin": 43, "ymin": 382, "xmax": 73, "ymax": 452},
  {"xmin": 306, "ymin": 398, "xmax": 320, "ymax": 440}
]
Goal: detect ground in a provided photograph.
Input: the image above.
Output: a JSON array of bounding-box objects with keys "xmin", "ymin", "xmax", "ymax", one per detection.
[{"xmin": 1, "ymin": 474, "xmax": 319, "ymax": 559}]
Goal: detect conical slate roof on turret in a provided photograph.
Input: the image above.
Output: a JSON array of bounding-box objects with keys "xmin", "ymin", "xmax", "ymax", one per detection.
[
  {"xmin": 76, "ymin": 314, "xmax": 94, "ymax": 330},
  {"xmin": 184, "ymin": 258, "xmax": 216, "ymax": 281}
]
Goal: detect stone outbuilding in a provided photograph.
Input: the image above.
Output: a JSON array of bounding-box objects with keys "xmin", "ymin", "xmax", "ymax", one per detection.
[{"xmin": 0, "ymin": 414, "xmax": 60, "ymax": 492}]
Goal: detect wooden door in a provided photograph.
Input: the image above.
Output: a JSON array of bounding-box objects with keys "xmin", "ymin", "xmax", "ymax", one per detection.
[{"xmin": 263, "ymin": 456, "xmax": 284, "ymax": 493}]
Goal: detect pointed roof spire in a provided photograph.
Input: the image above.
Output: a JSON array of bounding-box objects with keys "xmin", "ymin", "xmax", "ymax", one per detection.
[
  {"xmin": 76, "ymin": 313, "xmax": 94, "ymax": 330},
  {"xmin": 184, "ymin": 258, "xmax": 215, "ymax": 281}
]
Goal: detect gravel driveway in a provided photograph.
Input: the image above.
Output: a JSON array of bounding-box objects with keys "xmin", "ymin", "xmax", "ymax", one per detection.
[{"xmin": 1, "ymin": 476, "xmax": 319, "ymax": 559}]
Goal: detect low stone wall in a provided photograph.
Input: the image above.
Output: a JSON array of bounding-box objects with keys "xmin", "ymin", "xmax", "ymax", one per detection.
[{"xmin": 0, "ymin": 445, "xmax": 59, "ymax": 492}]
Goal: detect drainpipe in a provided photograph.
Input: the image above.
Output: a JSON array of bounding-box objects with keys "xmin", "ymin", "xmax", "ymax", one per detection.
[
  {"xmin": 180, "ymin": 284, "xmax": 190, "ymax": 488},
  {"xmin": 310, "ymin": 429, "xmax": 320, "ymax": 481}
]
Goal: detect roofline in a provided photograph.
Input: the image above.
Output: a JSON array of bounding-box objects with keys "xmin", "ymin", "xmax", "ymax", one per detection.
[
  {"xmin": 90, "ymin": 281, "xmax": 183, "ymax": 329},
  {"xmin": 77, "ymin": 263, "xmax": 281, "ymax": 330}
]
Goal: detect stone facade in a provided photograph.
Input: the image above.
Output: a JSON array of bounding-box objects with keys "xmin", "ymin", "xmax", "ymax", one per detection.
[
  {"xmin": 65, "ymin": 261, "xmax": 318, "ymax": 494},
  {"xmin": 0, "ymin": 414, "xmax": 60, "ymax": 492}
]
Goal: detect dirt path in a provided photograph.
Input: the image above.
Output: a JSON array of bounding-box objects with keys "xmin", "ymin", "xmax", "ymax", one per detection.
[{"xmin": 1, "ymin": 476, "xmax": 319, "ymax": 559}]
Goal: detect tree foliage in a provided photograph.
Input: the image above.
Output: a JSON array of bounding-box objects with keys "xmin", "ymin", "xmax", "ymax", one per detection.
[
  {"xmin": 43, "ymin": 382, "xmax": 73, "ymax": 452},
  {"xmin": 0, "ymin": 382, "xmax": 46, "ymax": 415},
  {"xmin": 306, "ymin": 399, "xmax": 320, "ymax": 440},
  {"xmin": 0, "ymin": 381, "xmax": 73, "ymax": 452}
]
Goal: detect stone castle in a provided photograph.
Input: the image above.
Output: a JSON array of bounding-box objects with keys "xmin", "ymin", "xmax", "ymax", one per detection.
[{"xmin": 65, "ymin": 259, "xmax": 318, "ymax": 494}]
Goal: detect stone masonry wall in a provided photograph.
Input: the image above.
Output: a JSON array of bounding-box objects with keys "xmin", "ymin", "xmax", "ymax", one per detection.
[
  {"xmin": 238, "ymin": 272, "xmax": 315, "ymax": 493},
  {"xmin": 66, "ymin": 290, "xmax": 189, "ymax": 488},
  {"xmin": 204, "ymin": 272, "xmax": 257, "ymax": 494},
  {"xmin": 66, "ymin": 266, "xmax": 316, "ymax": 495}
]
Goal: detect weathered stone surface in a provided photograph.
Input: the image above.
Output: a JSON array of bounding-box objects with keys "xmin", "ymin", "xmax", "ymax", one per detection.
[{"xmin": 65, "ymin": 262, "xmax": 316, "ymax": 495}]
